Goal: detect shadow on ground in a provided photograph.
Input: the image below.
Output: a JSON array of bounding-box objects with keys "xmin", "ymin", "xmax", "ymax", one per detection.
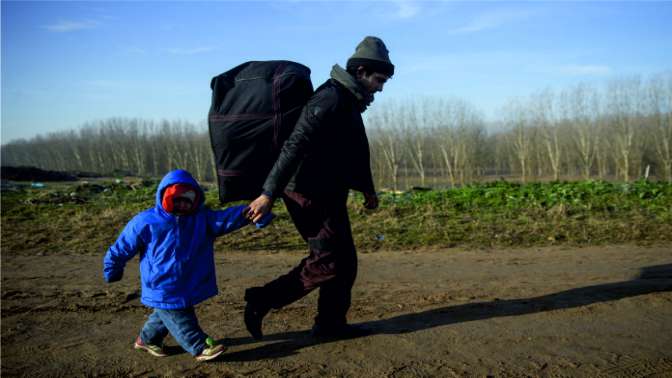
[{"xmin": 214, "ymin": 263, "xmax": 672, "ymax": 362}]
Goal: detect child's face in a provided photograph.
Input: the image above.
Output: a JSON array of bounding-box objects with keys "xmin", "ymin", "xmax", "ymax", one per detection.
[{"xmin": 172, "ymin": 198, "xmax": 193, "ymax": 215}]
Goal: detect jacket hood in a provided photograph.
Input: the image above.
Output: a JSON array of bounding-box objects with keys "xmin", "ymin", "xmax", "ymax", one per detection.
[{"xmin": 155, "ymin": 170, "xmax": 204, "ymax": 211}]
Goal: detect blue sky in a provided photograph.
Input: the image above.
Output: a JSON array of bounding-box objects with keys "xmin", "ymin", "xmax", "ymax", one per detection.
[{"xmin": 2, "ymin": 1, "xmax": 671, "ymax": 143}]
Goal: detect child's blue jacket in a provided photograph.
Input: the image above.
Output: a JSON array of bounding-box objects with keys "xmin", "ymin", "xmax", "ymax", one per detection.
[{"xmin": 103, "ymin": 169, "xmax": 249, "ymax": 310}]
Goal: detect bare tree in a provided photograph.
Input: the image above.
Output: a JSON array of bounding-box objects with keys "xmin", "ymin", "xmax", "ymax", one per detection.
[
  {"xmin": 427, "ymin": 99, "xmax": 484, "ymax": 186},
  {"xmin": 379, "ymin": 126, "xmax": 404, "ymax": 191},
  {"xmin": 562, "ymin": 83, "xmax": 600, "ymax": 179},
  {"xmin": 438, "ymin": 125, "xmax": 461, "ymax": 187},
  {"xmin": 404, "ymin": 104, "xmax": 428, "ymax": 187},
  {"xmin": 607, "ymin": 77, "xmax": 644, "ymax": 182},
  {"xmin": 504, "ymin": 100, "xmax": 532, "ymax": 183},
  {"xmin": 532, "ymin": 89, "xmax": 563, "ymax": 181},
  {"xmin": 366, "ymin": 105, "xmax": 404, "ymax": 191},
  {"xmin": 647, "ymin": 73, "xmax": 672, "ymax": 181}
]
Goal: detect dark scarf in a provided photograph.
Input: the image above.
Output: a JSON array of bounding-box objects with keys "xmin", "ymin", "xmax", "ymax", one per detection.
[{"xmin": 330, "ymin": 64, "xmax": 374, "ymax": 112}]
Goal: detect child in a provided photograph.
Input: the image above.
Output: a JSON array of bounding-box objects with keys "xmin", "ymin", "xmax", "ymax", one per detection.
[{"xmin": 103, "ymin": 169, "xmax": 272, "ymax": 362}]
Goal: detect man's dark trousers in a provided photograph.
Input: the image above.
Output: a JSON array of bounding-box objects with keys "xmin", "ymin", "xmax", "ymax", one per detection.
[{"xmin": 248, "ymin": 190, "xmax": 357, "ymax": 327}]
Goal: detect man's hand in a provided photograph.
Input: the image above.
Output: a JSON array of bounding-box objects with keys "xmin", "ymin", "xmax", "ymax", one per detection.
[
  {"xmin": 363, "ymin": 192, "xmax": 378, "ymax": 210},
  {"xmin": 247, "ymin": 194, "xmax": 274, "ymax": 223}
]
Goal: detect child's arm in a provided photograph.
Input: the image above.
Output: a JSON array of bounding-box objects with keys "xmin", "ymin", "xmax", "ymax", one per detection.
[
  {"xmin": 207, "ymin": 204, "xmax": 250, "ymax": 237},
  {"xmin": 207, "ymin": 205, "xmax": 276, "ymax": 237},
  {"xmin": 103, "ymin": 218, "xmax": 144, "ymax": 283}
]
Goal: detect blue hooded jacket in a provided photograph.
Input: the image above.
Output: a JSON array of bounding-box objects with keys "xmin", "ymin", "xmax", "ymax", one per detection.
[{"xmin": 103, "ymin": 169, "xmax": 249, "ymax": 309}]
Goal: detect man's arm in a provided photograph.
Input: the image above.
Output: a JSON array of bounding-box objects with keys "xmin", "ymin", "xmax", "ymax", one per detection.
[{"xmin": 247, "ymin": 88, "xmax": 338, "ymax": 223}]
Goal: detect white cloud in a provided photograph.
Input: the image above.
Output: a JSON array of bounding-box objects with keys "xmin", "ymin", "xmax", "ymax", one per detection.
[
  {"xmin": 557, "ymin": 64, "xmax": 612, "ymax": 76},
  {"xmin": 43, "ymin": 20, "xmax": 99, "ymax": 32},
  {"xmin": 394, "ymin": 0, "xmax": 421, "ymax": 19},
  {"xmin": 163, "ymin": 47, "xmax": 217, "ymax": 55},
  {"xmin": 447, "ymin": 9, "xmax": 533, "ymax": 35}
]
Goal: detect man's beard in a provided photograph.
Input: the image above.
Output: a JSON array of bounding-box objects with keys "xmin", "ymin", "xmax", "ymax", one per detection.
[{"xmin": 360, "ymin": 92, "xmax": 375, "ymax": 112}]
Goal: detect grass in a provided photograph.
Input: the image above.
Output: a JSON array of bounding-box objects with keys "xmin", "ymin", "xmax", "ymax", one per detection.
[
  {"xmin": 354, "ymin": 180, "xmax": 672, "ymax": 249},
  {"xmin": 1, "ymin": 179, "xmax": 671, "ymax": 256}
]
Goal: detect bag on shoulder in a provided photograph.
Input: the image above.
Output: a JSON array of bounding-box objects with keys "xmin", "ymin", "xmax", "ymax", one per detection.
[{"xmin": 208, "ymin": 61, "xmax": 313, "ymax": 203}]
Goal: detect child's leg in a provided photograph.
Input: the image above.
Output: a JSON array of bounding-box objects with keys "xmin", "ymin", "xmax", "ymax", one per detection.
[
  {"xmin": 154, "ymin": 307, "xmax": 209, "ymax": 356},
  {"xmin": 140, "ymin": 310, "xmax": 169, "ymax": 345}
]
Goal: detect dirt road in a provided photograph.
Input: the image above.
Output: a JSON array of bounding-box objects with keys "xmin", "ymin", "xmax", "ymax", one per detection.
[{"xmin": 2, "ymin": 245, "xmax": 671, "ymax": 377}]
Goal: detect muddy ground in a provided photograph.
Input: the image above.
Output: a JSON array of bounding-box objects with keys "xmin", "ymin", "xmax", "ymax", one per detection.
[{"xmin": 2, "ymin": 245, "xmax": 671, "ymax": 377}]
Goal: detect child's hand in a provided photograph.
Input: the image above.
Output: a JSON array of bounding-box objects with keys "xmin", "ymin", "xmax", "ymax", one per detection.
[
  {"xmin": 255, "ymin": 212, "xmax": 275, "ymax": 229},
  {"xmin": 104, "ymin": 270, "xmax": 123, "ymax": 283}
]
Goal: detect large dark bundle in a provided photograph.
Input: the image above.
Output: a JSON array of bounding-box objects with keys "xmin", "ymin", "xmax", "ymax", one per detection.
[{"xmin": 208, "ymin": 61, "xmax": 313, "ymax": 203}]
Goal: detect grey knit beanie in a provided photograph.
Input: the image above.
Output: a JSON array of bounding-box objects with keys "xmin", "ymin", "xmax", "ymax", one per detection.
[{"xmin": 346, "ymin": 36, "xmax": 394, "ymax": 77}]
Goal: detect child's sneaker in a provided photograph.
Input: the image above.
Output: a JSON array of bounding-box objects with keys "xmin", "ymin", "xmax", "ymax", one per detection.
[
  {"xmin": 134, "ymin": 336, "xmax": 167, "ymax": 357},
  {"xmin": 195, "ymin": 337, "xmax": 226, "ymax": 362}
]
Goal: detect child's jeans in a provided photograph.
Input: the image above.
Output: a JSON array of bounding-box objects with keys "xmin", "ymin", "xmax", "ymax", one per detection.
[{"xmin": 140, "ymin": 307, "xmax": 208, "ymax": 356}]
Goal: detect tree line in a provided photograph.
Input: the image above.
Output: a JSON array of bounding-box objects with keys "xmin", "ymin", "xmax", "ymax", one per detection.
[{"xmin": 2, "ymin": 73, "xmax": 670, "ymax": 190}]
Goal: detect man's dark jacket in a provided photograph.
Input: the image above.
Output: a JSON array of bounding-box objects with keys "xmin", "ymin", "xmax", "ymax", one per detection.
[{"xmin": 262, "ymin": 78, "xmax": 375, "ymax": 198}]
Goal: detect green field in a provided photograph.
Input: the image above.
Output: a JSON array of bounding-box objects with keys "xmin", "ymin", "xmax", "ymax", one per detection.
[{"xmin": 1, "ymin": 179, "xmax": 671, "ymax": 256}]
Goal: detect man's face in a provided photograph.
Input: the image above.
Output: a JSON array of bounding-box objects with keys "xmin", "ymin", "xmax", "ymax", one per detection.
[{"xmin": 356, "ymin": 68, "xmax": 389, "ymax": 94}]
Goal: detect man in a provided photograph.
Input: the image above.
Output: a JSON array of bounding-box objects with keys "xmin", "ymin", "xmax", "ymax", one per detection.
[{"xmin": 244, "ymin": 36, "xmax": 394, "ymax": 340}]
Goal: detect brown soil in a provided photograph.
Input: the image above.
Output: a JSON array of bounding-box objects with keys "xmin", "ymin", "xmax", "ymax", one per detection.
[{"xmin": 2, "ymin": 245, "xmax": 671, "ymax": 377}]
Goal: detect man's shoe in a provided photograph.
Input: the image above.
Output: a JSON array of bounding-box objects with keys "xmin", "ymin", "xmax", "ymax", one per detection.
[
  {"xmin": 195, "ymin": 337, "xmax": 226, "ymax": 362},
  {"xmin": 244, "ymin": 301, "xmax": 269, "ymax": 340},
  {"xmin": 311, "ymin": 323, "xmax": 373, "ymax": 339},
  {"xmin": 133, "ymin": 336, "xmax": 167, "ymax": 357},
  {"xmin": 244, "ymin": 287, "xmax": 270, "ymax": 340}
]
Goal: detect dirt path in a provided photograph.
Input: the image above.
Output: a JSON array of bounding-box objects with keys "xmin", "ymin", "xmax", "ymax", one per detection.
[{"xmin": 2, "ymin": 245, "xmax": 671, "ymax": 377}]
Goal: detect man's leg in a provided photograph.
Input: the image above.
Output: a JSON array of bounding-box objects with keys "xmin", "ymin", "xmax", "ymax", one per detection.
[
  {"xmin": 244, "ymin": 191, "xmax": 350, "ymax": 339},
  {"xmin": 314, "ymin": 241, "xmax": 357, "ymax": 328},
  {"xmin": 311, "ymin": 207, "xmax": 368, "ymax": 337}
]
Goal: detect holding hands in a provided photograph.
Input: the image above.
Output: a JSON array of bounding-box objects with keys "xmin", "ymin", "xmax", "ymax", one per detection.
[{"xmin": 246, "ymin": 194, "xmax": 275, "ymax": 224}]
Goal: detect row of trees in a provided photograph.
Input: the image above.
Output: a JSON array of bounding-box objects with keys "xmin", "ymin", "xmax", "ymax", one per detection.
[
  {"xmin": 2, "ymin": 74, "xmax": 671, "ymax": 189},
  {"xmin": 2, "ymin": 119, "xmax": 214, "ymax": 183},
  {"xmin": 367, "ymin": 73, "xmax": 671, "ymax": 189}
]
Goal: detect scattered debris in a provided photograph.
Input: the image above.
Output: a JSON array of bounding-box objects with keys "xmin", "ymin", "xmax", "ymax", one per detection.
[{"xmin": 1, "ymin": 180, "xmax": 26, "ymax": 192}]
